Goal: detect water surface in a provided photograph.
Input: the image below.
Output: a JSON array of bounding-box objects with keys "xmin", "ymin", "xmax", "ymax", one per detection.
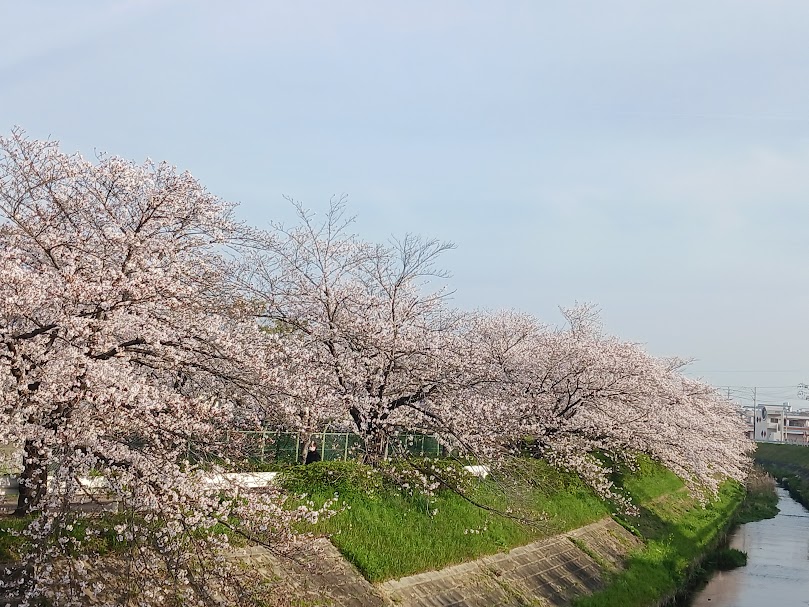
[{"xmin": 690, "ymin": 487, "xmax": 809, "ymax": 607}]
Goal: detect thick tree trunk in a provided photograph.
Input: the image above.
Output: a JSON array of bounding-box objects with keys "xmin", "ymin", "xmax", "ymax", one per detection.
[
  {"xmin": 363, "ymin": 426, "xmax": 388, "ymax": 464},
  {"xmin": 349, "ymin": 405, "xmax": 392, "ymax": 465},
  {"xmin": 14, "ymin": 439, "xmax": 47, "ymax": 517}
]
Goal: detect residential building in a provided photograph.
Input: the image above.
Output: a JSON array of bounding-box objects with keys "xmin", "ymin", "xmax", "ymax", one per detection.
[{"xmin": 743, "ymin": 403, "xmax": 809, "ymax": 444}]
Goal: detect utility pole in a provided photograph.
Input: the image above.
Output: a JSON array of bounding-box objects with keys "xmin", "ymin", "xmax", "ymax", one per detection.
[{"xmin": 753, "ymin": 387, "xmax": 758, "ymax": 442}]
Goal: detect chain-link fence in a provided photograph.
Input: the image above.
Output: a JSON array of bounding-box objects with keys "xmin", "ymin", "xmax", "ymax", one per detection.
[{"xmin": 202, "ymin": 431, "xmax": 451, "ymax": 465}]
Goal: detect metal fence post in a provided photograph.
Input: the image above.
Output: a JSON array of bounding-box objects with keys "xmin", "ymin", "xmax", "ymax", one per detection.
[{"xmin": 321, "ymin": 429, "xmax": 326, "ymax": 461}]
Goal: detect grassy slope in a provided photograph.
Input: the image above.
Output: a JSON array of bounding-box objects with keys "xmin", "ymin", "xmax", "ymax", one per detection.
[
  {"xmin": 0, "ymin": 512, "xmax": 136, "ymax": 563},
  {"xmin": 282, "ymin": 458, "xmax": 681, "ymax": 583},
  {"xmin": 573, "ymin": 481, "xmax": 744, "ymax": 607},
  {"xmin": 575, "ymin": 465, "xmax": 779, "ymax": 607},
  {"xmin": 2, "ymin": 456, "xmax": 757, "ymax": 606}
]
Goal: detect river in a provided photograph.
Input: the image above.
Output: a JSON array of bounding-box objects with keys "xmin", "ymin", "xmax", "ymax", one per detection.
[{"xmin": 689, "ymin": 487, "xmax": 809, "ymax": 606}]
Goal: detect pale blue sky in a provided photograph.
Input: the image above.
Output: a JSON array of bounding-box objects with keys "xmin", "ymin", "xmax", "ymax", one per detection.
[{"xmin": 2, "ymin": 1, "xmax": 809, "ymax": 399}]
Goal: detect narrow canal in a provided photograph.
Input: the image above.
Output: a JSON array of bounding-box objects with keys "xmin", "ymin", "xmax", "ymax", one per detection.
[{"xmin": 689, "ymin": 487, "xmax": 809, "ymax": 606}]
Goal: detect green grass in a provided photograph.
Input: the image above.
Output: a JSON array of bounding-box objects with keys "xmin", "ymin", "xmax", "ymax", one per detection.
[
  {"xmin": 573, "ymin": 461, "xmax": 778, "ymax": 607},
  {"xmin": 1, "ymin": 453, "xmax": 744, "ymax": 607},
  {"xmin": 708, "ymin": 547, "xmax": 747, "ymax": 570},
  {"xmin": 0, "ymin": 515, "xmax": 30, "ymax": 562},
  {"xmin": 755, "ymin": 442, "xmax": 809, "ymax": 469},
  {"xmin": 279, "ymin": 457, "xmax": 682, "ymax": 583},
  {"xmin": 0, "ymin": 512, "xmax": 137, "ymax": 563},
  {"xmin": 0, "ymin": 509, "xmax": 241, "ymax": 564},
  {"xmin": 614, "ymin": 458, "xmax": 684, "ymax": 503},
  {"xmin": 733, "ymin": 466, "xmax": 779, "ymax": 524},
  {"xmin": 573, "ymin": 481, "xmax": 745, "ymax": 607},
  {"xmin": 754, "ymin": 442, "xmax": 809, "ymax": 508}
]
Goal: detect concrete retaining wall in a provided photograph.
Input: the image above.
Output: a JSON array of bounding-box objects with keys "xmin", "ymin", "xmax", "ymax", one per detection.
[
  {"xmin": 1, "ymin": 516, "xmax": 641, "ymax": 606},
  {"xmin": 377, "ymin": 518, "xmax": 641, "ymax": 607},
  {"xmin": 237, "ymin": 518, "xmax": 642, "ymax": 607}
]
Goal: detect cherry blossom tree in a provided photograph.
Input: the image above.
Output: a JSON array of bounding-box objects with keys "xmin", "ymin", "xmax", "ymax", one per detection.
[
  {"xmin": 454, "ymin": 306, "xmax": 751, "ymax": 504},
  {"xmin": 0, "ymin": 130, "xmax": 314, "ymax": 606},
  {"xmin": 239, "ymin": 199, "xmax": 478, "ymax": 461},
  {"xmin": 0, "ymin": 129, "xmax": 752, "ymax": 605},
  {"xmin": 238, "ymin": 200, "xmax": 750, "ymax": 499}
]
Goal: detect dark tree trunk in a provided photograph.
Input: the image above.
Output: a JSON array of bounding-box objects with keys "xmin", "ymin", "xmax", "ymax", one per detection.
[
  {"xmin": 14, "ymin": 439, "xmax": 47, "ymax": 517},
  {"xmin": 362, "ymin": 422, "xmax": 389, "ymax": 464},
  {"xmin": 349, "ymin": 405, "xmax": 393, "ymax": 465}
]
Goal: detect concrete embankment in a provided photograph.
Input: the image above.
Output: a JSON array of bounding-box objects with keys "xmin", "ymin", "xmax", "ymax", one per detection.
[
  {"xmin": 379, "ymin": 518, "xmax": 640, "ymax": 607},
  {"xmin": 2, "ymin": 463, "xmax": 744, "ymax": 606},
  {"xmin": 250, "ymin": 487, "xmax": 745, "ymax": 607},
  {"xmin": 0, "ymin": 496, "xmax": 739, "ymax": 607},
  {"xmin": 243, "ymin": 517, "xmax": 642, "ymax": 607}
]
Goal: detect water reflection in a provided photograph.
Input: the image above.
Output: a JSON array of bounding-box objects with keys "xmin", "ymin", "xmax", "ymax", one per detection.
[{"xmin": 690, "ymin": 487, "xmax": 809, "ymax": 607}]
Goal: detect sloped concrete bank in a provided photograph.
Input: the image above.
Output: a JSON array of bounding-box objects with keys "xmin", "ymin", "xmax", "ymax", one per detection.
[
  {"xmin": 258, "ymin": 488, "xmax": 751, "ymax": 607},
  {"xmin": 246, "ymin": 518, "xmax": 642, "ymax": 607},
  {"xmin": 3, "ymin": 473, "xmax": 745, "ymax": 606},
  {"xmin": 378, "ymin": 518, "xmax": 641, "ymax": 607},
  {"xmin": 2, "ymin": 519, "xmax": 637, "ymax": 607},
  {"xmin": 2, "ymin": 506, "xmax": 738, "ymax": 606}
]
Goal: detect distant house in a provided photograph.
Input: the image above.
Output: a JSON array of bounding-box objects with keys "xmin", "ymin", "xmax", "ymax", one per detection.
[{"xmin": 743, "ymin": 404, "xmax": 809, "ymax": 444}]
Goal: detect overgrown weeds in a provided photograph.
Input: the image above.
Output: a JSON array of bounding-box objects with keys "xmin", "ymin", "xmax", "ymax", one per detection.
[{"xmin": 734, "ymin": 466, "xmax": 778, "ymax": 524}]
